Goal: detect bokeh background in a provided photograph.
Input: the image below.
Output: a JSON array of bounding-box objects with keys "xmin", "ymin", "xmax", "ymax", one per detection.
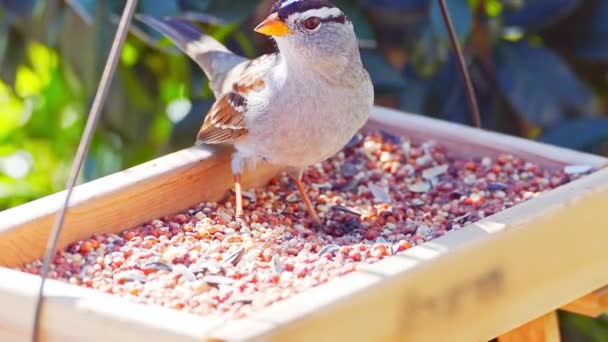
[{"xmin": 1, "ymin": 0, "xmax": 607, "ymax": 339}]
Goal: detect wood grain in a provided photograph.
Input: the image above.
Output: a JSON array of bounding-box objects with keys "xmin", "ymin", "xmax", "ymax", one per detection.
[{"xmin": 0, "ymin": 267, "xmax": 218, "ymax": 342}]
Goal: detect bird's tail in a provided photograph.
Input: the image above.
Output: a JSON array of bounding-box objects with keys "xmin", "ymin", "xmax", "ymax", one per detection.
[{"xmin": 137, "ymin": 15, "xmax": 246, "ymax": 97}]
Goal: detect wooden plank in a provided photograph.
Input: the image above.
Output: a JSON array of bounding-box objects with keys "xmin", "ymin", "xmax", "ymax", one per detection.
[
  {"xmin": 561, "ymin": 286, "xmax": 608, "ymax": 317},
  {"xmin": 0, "ymin": 267, "xmax": 219, "ymax": 342},
  {"xmin": 205, "ymin": 167, "xmax": 608, "ymax": 342},
  {"xmin": 498, "ymin": 311, "xmax": 561, "ymax": 342},
  {"xmin": 0, "ymin": 145, "xmax": 282, "ymax": 267}
]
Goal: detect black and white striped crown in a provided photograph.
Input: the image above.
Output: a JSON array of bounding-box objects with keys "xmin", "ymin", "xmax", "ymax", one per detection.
[{"xmin": 271, "ymin": 0, "xmax": 348, "ymax": 23}]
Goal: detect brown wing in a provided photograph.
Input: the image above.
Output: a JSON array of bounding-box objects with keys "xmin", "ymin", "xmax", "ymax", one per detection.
[
  {"xmin": 196, "ymin": 54, "xmax": 276, "ymax": 145},
  {"xmin": 196, "ymin": 91, "xmax": 249, "ymax": 144}
]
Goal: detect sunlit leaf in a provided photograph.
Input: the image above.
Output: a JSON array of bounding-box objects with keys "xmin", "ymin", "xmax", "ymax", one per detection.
[
  {"xmin": 120, "ymin": 40, "xmax": 140, "ymax": 66},
  {"xmin": 429, "ymin": 0, "xmax": 472, "ymax": 43},
  {"xmin": 495, "ymin": 40, "xmax": 596, "ymax": 127},
  {"xmin": 548, "ymin": 0, "xmax": 608, "ymax": 61},
  {"xmin": 501, "ymin": 0, "xmax": 581, "ymax": 31},
  {"xmin": 360, "ymin": 48, "xmax": 406, "ymax": 95},
  {"xmin": 15, "ymin": 66, "xmax": 43, "ymax": 97},
  {"xmin": 538, "ymin": 117, "xmax": 608, "ymax": 153},
  {"xmin": 0, "ymin": 80, "xmax": 24, "ymax": 139}
]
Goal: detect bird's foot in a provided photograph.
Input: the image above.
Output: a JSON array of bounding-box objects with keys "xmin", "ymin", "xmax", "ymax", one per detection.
[{"xmin": 292, "ymin": 176, "xmax": 324, "ymax": 227}]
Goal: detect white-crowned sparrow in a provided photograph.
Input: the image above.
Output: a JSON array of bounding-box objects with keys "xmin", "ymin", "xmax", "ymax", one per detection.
[{"xmin": 139, "ymin": 0, "xmax": 374, "ymax": 224}]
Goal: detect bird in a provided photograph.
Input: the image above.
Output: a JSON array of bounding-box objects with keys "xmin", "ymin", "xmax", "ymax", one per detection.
[{"xmin": 138, "ymin": 0, "xmax": 374, "ymax": 225}]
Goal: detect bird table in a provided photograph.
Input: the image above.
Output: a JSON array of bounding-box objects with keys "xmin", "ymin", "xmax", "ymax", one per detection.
[{"xmin": 0, "ymin": 106, "xmax": 607, "ymax": 341}]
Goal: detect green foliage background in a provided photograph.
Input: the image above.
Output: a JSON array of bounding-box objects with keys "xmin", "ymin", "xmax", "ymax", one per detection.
[{"xmin": 1, "ymin": 0, "xmax": 607, "ymax": 339}]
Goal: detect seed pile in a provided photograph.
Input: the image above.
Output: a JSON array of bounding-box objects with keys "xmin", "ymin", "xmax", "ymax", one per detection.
[{"xmin": 19, "ymin": 131, "xmax": 593, "ymax": 319}]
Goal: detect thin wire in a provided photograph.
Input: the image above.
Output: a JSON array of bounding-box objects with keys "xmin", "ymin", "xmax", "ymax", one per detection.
[
  {"xmin": 437, "ymin": 0, "xmax": 482, "ymax": 128},
  {"xmin": 30, "ymin": 0, "xmax": 139, "ymax": 341}
]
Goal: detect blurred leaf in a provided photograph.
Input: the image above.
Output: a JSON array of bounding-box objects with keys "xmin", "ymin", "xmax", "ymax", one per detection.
[
  {"xmin": 333, "ymin": 0, "xmax": 375, "ymax": 41},
  {"xmin": 0, "ymin": 22, "xmax": 8, "ymax": 66},
  {"xmin": 402, "ymin": 52, "xmax": 497, "ymax": 128},
  {"xmin": 15, "ymin": 66, "xmax": 42, "ymax": 97},
  {"xmin": 549, "ymin": 0, "xmax": 608, "ymax": 62},
  {"xmin": 139, "ymin": 0, "xmax": 180, "ymax": 18},
  {"xmin": 538, "ymin": 117, "xmax": 608, "ymax": 152},
  {"xmin": 0, "ymin": 80, "xmax": 24, "ymax": 140},
  {"xmin": 203, "ymin": 0, "xmax": 258, "ymax": 23},
  {"xmin": 177, "ymin": 0, "xmax": 210, "ymax": 13},
  {"xmin": 65, "ymin": 0, "xmax": 123, "ymax": 25},
  {"xmin": 360, "ymin": 48, "xmax": 406, "ymax": 95},
  {"xmin": 0, "ymin": 0, "xmax": 38, "ymax": 19},
  {"xmin": 359, "ymin": 0, "xmax": 427, "ymax": 11},
  {"xmin": 168, "ymin": 99, "xmax": 214, "ymax": 150},
  {"xmin": 399, "ymin": 65, "xmax": 430, "ymax": 115},
  {"xmin": 495, "ymin": 40, "xmax": 595, "ymax": 127},
  {"xmin": 501, "ymin": 0, "xmax": 582, "ymax": 31},
  {"xmin": 429, "ymin": 0, "xmax": 472, "ymax": 43}
]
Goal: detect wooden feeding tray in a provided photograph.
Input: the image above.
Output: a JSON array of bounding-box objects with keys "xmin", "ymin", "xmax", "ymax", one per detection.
[{"xmin": 1, "ymin": 106, "xmax": 607, "ymax": 342}]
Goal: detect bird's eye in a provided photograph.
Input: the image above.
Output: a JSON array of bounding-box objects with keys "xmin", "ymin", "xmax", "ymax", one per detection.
[{"xmin": 303, "ymin": 17, "xmax": 321, "ymax": 31}]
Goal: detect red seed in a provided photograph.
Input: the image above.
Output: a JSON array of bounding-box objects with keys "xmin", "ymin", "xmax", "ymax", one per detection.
[
  {"xmin": 123, "ymin": 231, "xmax": 136, "ymax": 241},
  {"xmin": 79, "ymin": 241, "xmax": 93, "ymax": 254}
]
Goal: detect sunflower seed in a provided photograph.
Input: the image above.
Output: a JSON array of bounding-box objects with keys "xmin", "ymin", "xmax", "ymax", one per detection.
[
  {"xmin": 368, "ymin": 183, "xmax": 392, "ymax": 203},
  {"xmin": 376, "ymin": 237, "xmax": 389, "ymax": 244},
  {"xmin": 345, "ymin": 134, "xmax": 363, "ymax": 148},
  {"xmin": 390, "ymin": 244, "xmax": 400, "ymax": 255},
  {"xmin": 203, "ymin": 275, "xmax": 235, "ymax": 286},
  {"xmin": 272, "ymin": 254, "xmax": 283, "ymax": 274},
  {"xmin": 331, "ymin": 205, "xmax": 363, "ymax": 216},
  {"xmin": 242, "ymin": 191, "xmax": 257, "ymax": 202},
  {"xmin": 341, "ymin": 163, "xmax": 360, "ymax": 178},
  {"xmin": 223, "ymin": 247, "xmax": 245, "ymax": 266},
  {"xmin": 380, "ymin": 130, "xmax": 402, "ymax": 145},
  {"xmin": 408, "ymin": 181, "xmax": 432, "ymax": 193},
  {"xmin": 318, "ymin": 244, "xmax": 340, "ymax": 256},
  {"xmin": 286, "ymin": 193, "xmax": 300, "ymax": 203},
  {"xmin": 410, "ymin": 198, "xmax": 425, "ymax": 207},
  {"xmin": 192, "ymin": 260, "xmax": 222, "ymax": 275},
  {"xmin": 141, "ymin": 261, "xmax": 172, "ymax": 272},
  {"xmin": 488, "ymin": 182, "xmax": 509, "ymax": 191},
  {"xmin": 114, "ymin": 270, "xmax": 147, "ymax": 283},
  {"xmin": 313, "ymin": 182, "xmax": 333, "ymax": 190},
  {"xmin": 416, "ymin": 225, "xmax": 433, "ymax": 236},
  {"xmin": 230, "ymin": 298, "xmax": 253, "ymax": 305},
  {"xmin": 173, "ymin": 264, "xmax": 197, "ymax": 282},
  {"xmin": 564, "ymin": 165, "xmax": 592, "ymax": 175},
  {"xmin": 453, "ymin": 213, "xmax": 471, "ymax": 223},
  {"xmin": 422, "ymin": 165, "xmax": 448, "ymax": 180}
]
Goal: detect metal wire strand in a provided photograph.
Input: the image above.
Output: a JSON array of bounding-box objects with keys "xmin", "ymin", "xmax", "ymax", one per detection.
[
  {"xmin": 437, "ymin": 0, "xmax": 482, "ymax": 128},
  {"xmin": 30, "ymin": 0, "xmax": 139, "ymax": 341}
]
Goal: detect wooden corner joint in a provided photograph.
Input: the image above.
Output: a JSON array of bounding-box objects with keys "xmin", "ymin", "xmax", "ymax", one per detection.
[
  {"xmin": 560, "ymin": 286, "xmax": 608, "ymax": 318},
  {"xmin": 498, "ymin": 311, "xmax": 560, "ymax": 342}
]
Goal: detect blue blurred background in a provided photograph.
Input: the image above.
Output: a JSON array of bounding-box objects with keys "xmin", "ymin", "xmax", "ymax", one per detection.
[{"xmin": 1, "ymin": 0, "xmax": 607, "ymax": 338}]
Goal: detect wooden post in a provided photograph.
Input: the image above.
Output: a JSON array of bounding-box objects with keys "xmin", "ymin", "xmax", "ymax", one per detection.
[{"xmin": 498, "ymin": 311, "xmax": 561, "ymax": 342}]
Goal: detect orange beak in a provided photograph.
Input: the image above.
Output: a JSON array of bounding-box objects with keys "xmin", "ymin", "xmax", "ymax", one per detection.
[{"xmin": 254, "ymin": 13, "xmax": 292, "ymax": 37}]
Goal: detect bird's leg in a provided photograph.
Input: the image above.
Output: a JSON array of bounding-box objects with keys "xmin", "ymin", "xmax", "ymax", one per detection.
[
  {"xmin": 231, "ymin": 152, "xmax": 245, "ymax": 219},
  {"xmin": 289, "ymin": 169, "xmax": 321, "ymax": 226},
  {"xmin": 234, "ymin": 173, "xmax": 243, "ymax": 218}
]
